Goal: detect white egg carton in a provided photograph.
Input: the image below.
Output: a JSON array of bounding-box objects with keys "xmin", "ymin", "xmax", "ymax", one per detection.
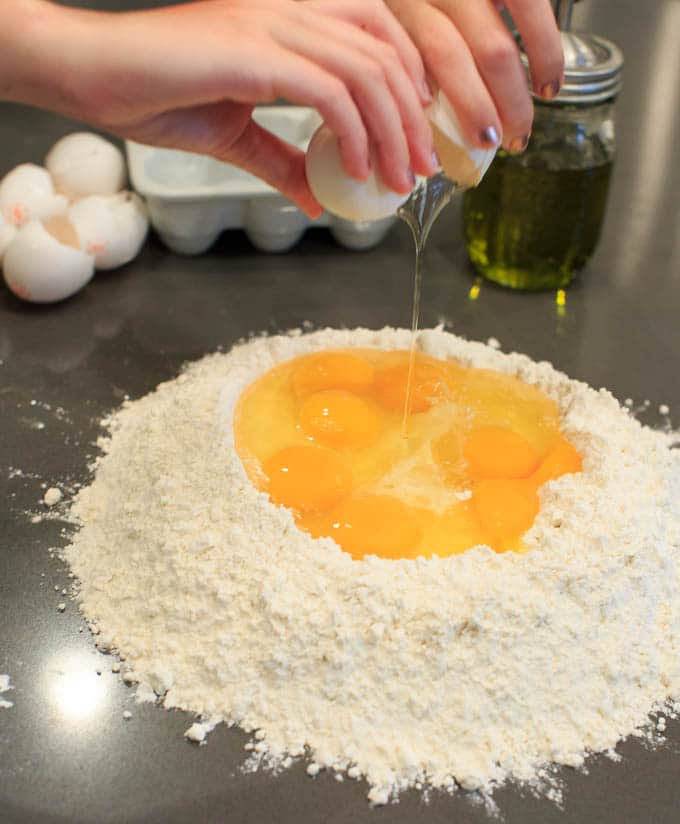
[{"xmin": 125, "ymin": 106, "xmax": 395, "ymax": 255}]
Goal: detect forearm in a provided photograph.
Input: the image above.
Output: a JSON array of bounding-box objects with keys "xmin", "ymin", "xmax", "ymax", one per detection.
[
  {"xmin": 0, "ymin": 0, "xmax": 113, "ymax": 121},
  {"xmin": 0, "ymin": 0, "xmax": 437, "ymax": 211}
]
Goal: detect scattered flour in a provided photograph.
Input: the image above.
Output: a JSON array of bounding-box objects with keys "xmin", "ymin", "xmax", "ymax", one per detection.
[
  {"xmin": 184, "ymin": 718, "xmax": 219, "ymax": 744},
  {"xmin": 63, "ymin": 327, "xmax": 680, "ymax": 806},
  {"xmin": 0, "ymin": 675, "xmax": 14, "ymax": 709},
  {"xmin": 43, "ymin": 487, "xmax": 63, "ymax": 507}
]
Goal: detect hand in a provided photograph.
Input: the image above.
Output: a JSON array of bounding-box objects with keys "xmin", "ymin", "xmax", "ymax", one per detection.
[
  {"xmin": 384, "ymin": 0, "xmax": 564, "ymax": 153},
  {"xmin": 1, "ymin": 0, "xmax": 439, "ymax": 217}
]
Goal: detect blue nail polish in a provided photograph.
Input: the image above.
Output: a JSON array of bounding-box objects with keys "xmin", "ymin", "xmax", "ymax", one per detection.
[{"xmin": 481, "ymin": 126, "xmax": 500, "ymax": 146}]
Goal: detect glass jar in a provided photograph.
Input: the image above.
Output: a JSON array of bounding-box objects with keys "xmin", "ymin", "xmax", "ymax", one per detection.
[{"xmin": 463, "ymin": 31, "xmax": 623, "ymax": 290}]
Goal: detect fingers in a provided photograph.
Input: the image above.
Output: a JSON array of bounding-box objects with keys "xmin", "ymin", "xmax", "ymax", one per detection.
[
  {"xmin": 279, "ymin": 27, "xmax": 419, "ymax": 192},
  {"xmin": 389, "ymin": 0, "xmax": 563, "ymax": 153},
  {"xmin": 504, "ymin": 0, "xmax": 564, "ymax": 98},
  {"xmin": 429, "ymin": 0, "xmax": 534, "ymax": 152},
  {"xmin": 404, "ymin": 3, "xmax": 503, "ymax": 149},
  {"xmin": 270, "ymin": 50, "xmax": 372, "ymax": 183},
  {"xmin": 309, "ymin": 0, "xmax": 431, "ymax": 105},
  {"xmin": 299, "ymin": 10, "xmax": 437, "ymax": 182}
]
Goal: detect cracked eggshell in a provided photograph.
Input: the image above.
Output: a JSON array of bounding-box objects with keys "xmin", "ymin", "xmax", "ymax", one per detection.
[
  {"xmin": 46, "ymin": 132, "xmax": 127, "ymax": 198},
  {"xmin": 305, "ymin": 125, "xmax": 413, "ymax": 221},
  {"xmin": 0, "ymin": 212, "xmax": 17, "ymax": 262},
  {"xmin": 68, "ymin": 192, "xmax": 149, "ymax": 270},
  {"xmin": 3, "ymin": 217, "xmax": 95, "ymax": 303},
  {"xmin": 0, "ymin": 164, "xmax": 68, "ymax": 227},
  {"xmin": 428, "ymin": 92, "xmax": 497, "ymax": 187}
]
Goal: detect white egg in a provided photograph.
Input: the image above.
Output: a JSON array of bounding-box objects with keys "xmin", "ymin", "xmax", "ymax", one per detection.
[
  {"xmin": 46, "ymin": 132, "xmax": 127, "ymax": 199},
  {"xmin": 0, "ymin": 164, "xmax": 68, "ymax": 227},
  {"xmin": 0, "ymin": 212, "xmax": 17, "ymax": 262},
  {"xmin": 428, "ymin": 92, "xmax": 497, "ymax": 187},
  {"xmin": 3, "ymin": 217, "xmax": 94, "ymax": 303},
  {"xmin": 68, "ymin": 192, "xmax": 149, "ymax": 270},
  {"xmin": 305, "ymin": 126, "xmax": 413, "ymax": 221}
]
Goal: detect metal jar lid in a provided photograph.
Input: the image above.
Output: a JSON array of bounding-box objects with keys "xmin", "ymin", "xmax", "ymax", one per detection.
[
  {"xmin": 522, "ymin": 31, "xmax": 623, "ymax": 105},
  {"xmin": 520, "ymin": 0, "xmax": 624, "ymax": 105},
  {"xmin": 560, "ymin": 30, "xmax": 623, "ymax": 104}
]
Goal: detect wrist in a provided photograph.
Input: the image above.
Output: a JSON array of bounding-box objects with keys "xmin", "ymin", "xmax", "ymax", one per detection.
[{"xmin": 0, "ymin": 0, "xmax": 117, "ymax": 123}]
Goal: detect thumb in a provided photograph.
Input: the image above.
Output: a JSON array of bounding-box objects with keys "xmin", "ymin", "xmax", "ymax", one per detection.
[
  {"xmin": 116, "ymin": 103, "xmax": 323, "ymax": 218},
  {"xmin": 219, "ymin": 117, "xmax": 323, "ymax": 218}
]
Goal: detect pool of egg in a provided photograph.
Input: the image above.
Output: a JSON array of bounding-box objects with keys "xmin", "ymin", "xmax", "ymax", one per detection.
[{"xmin": 234, "ymin": 349, "xmax": 582, "ymax": 560}]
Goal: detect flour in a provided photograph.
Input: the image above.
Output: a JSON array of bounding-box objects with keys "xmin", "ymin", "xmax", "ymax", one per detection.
[
  {"xmin": 0, "ymin": 675, "xmax": 14, "ymax": 709},
  {"xmin": 184, "ymin": 718, "xmax": 219, "ymax": 744},
  {"xmin": 43, "ymin": 487, "xmax": 63, "ymax": 507},
  {"xmin": 63, "ymin": 327, "xmax": 680, "ymax": 806}
]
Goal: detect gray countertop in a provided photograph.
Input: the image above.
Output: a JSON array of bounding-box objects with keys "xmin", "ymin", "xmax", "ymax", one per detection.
[{"xmin": 1, "ymin": 1, "xmax": 679, "ymax": 822}]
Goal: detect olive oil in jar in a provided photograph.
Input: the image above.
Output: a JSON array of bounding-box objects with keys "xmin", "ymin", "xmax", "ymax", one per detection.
[
  {"xmin": 460, "ymin": 6, "xmax": 623, "ymax": 291},
  {"xmin": 463, "ymin": 153, "xmax": 613, "ymax": 290}
]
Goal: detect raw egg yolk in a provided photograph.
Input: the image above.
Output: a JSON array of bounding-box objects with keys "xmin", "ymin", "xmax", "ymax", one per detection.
[
  {"xmin": 292, "ymin": 352, "xmax": 375, "ymax": 397},
  {"xmin": 530, "ymin": 435, "xmax": 583, "ymax": 487},
  {"xmin": 298, "ymin": 390, "xmax": 381, "ymax": 449},
  {"xmin": 263, "ymin": 445, "xmax": 352, "ymax": 513},
  {"xmin": 464, "ymin": 426, "xmax": 539, "ymax": 480},
  {"xmin": 374, "ymin": 361, "xmax": 450, "ymax": 413},
  {"xmin": 419, "ymin": 503, "xmax": 489, "ymax": 558},
  {"xmin": 322, "ymin": 494, "xmax": 423, "ymax": 560},
  {"xmin": 472, "ymin": 479, "xmax": 539, "ymax": 544},
  {"xmin": 236, "ymin": 348, "xmax": 583, "ymax": 560}
]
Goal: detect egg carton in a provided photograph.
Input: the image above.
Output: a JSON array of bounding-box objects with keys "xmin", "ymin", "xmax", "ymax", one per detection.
[{"xmin": 125, "ymin": 106, "xmax": 395, "ymax": 255}]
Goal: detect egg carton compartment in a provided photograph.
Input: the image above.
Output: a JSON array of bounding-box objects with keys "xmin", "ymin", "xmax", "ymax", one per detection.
[{"xmin": 125, "ymin": 106, "xmax": 395, "ymax": 255}]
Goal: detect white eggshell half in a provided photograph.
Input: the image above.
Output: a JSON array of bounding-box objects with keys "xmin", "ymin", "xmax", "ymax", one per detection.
[
  {"xmin": 0, "ymin": 212, "xmax": 17, "ymax": 262},
  {"xmin": 46, "ymin": 132, "xmax": 127, "ymax": 199},
  {"xmin": 305, "ymin": 126, "xmax": 412, "ymax": 221},
  {"xmin": 0, "ymin": 164, "xmax": 68, "ymax": 227},
  {"xmin": 68, "ymin": 192, "xmax": 149, "ymax": 270},
  {"xmin": 3, "ymin": 220, "xmax": 94, "ymax": 303},
  {"xmin": 428, "ymin": 92, "xmax": 497, "ymax": 186}
]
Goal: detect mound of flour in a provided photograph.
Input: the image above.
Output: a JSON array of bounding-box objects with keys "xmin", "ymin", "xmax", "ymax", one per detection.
[{"xmin": 64, "ymin": 327, "xmax": 680, "ymax": 804}]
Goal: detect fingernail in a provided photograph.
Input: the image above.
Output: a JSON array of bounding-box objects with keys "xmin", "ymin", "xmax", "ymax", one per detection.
[
  {"xmin": 480, "ymin": 126, "xmax": 501, "ymax": 147},
  {"xmin": 508, "ymin": 134, "xmax": 530, "ymax": 154},
  {"xmin": 540, "ymin": 79, "xmax": 561, "ymax": 100},
  {"xmin": 421, "ymin": 78, "xmax": 433, "ymax": 103},
  {"xmin": 432, "ymin": 149, "xmax": 441, "ymax": 170}
]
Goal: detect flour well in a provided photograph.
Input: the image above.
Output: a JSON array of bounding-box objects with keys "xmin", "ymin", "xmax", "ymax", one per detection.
[{"xmin": 64, "ymin": 327, "xmax": 680, "ymax": 805}]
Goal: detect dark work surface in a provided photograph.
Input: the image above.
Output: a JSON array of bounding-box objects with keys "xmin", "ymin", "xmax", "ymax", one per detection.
[{"xmin": 1, "ymin": 1, "xmax": 679, "ymax": 823}]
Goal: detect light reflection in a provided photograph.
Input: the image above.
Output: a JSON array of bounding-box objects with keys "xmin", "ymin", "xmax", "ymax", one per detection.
[
  {"xmin": 468, "ymin": 278, "xmax": 482, "ymax": 301},
  {"xmin": 47, "ymin": 653, "xmax": 106, "ymax": 721},
  {"xmin": 608, "ymin": 3, "xmax": 680, "ymax": 282}
]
